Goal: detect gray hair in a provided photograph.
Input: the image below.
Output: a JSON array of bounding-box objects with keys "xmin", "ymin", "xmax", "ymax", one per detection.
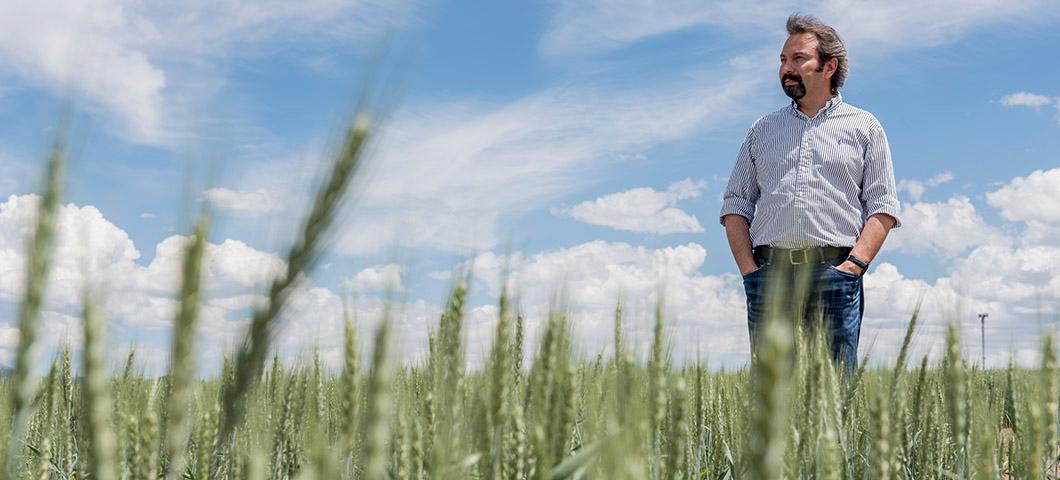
[{"xmin": 786, "ymin": 13, "xmax": 848, "ymax": 93}]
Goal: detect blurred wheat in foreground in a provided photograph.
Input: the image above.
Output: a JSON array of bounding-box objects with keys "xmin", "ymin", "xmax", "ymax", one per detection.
[{"xmin": 2, "ymin": 114, "xmax": 1059, "ymax": 480}]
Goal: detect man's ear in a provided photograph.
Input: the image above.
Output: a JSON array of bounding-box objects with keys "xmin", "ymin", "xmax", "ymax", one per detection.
[{"xmin": 826, "ymin": 57, "xmax": 838, "ymax": 78}]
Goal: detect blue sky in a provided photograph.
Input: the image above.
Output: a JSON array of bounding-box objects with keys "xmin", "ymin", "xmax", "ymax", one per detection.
[{"xmin": 1, "ymin": 0, "xmax": 1059, "ymax": 373}]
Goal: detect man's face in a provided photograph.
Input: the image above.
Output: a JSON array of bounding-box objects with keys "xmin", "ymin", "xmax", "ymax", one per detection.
[{"xmin": 779, "ymin": 33, "xmax": 832, "ymax": 100}]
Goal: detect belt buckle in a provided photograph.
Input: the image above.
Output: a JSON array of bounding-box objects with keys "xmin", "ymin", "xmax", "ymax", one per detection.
[{"xmin": 789, "ymin": 248, "xmax": 807, "ymax": 265}]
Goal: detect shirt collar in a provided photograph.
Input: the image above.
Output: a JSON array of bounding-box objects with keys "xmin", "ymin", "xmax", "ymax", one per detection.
[{"xmin": 790, "ymin": 91, "xmax": 844, "ymax": 119}]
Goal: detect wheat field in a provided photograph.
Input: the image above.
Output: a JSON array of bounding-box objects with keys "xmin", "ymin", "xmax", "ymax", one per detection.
[{"xmin": 2, "ymin": 113, "xmax": 1058, "ymax": 480}]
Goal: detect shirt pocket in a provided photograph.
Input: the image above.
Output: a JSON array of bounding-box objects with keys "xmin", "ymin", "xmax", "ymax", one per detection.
[{"xmin": 817, "ymin": 136, "xmax": 864, "ymax": 184}]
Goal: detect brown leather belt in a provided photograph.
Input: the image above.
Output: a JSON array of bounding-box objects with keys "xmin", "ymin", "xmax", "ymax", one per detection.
[{"xmin": 753, "ymin": 245, "xmax": 852, "ymax": 265}]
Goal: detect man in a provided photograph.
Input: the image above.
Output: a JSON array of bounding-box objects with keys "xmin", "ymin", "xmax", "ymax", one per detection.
[{"xmin": 719, "ymin": 13, "xmax": 902, "ymax": 370}]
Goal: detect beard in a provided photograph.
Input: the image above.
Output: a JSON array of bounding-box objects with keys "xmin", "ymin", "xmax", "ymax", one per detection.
[{"xmin": 781, "ymin": 73, "xmax": 806, "ymax": 100}]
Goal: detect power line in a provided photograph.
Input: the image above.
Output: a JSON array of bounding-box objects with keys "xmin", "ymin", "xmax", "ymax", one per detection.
[{"xmin": 979, "ymin": 313, "xmax": 988, "ymax": 369}]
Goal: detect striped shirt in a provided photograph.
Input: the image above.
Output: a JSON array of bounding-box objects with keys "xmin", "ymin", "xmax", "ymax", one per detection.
[{"xmin": 719, "ymin": 93, "xmax": 902, "ymax": 249}]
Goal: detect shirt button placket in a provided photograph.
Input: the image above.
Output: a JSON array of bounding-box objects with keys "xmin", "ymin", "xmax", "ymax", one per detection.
[
  {"xmin": 798, "ymin": 132, "xmax": 808, "ymax": 196},
  {"xmin": 797, "ymin": 124, "xmax": 810, "ymax": 239}
]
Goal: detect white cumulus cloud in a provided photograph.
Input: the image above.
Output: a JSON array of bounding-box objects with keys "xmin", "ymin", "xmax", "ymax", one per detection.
[
  {"xmin": 1000, "ymin": 91, "xmax": 1060, "ymax": 124},
  {"xmin": 0, "ymin": 194, "xmax": 141, "ymax": 307},
  {"xmin": 467, "ymin": 240, "xmax": 749, "ymax": 364},
  {"xmin": 897, "ymin": 171, "xmax": 953, "ymax": 202},
  {"xmin": 986, "ymin": 168, "xmax": 1060, "ymax": 246},
  {"xmin": 458, "ymin": 232, "xmax": 1058, "ymax": 369},
  {"xmin": 986, "ymin": 168, "xmax": 1060, "ymax": 225},
  {"xmin": 342, "ymin": 264, "xmax": 406, "ymax": 292},
  {"xmin": 883, "ymin": 195, "xmax": 1010, "ymax": 259},
  {"xmin": 1001, "ymin": 92, "xmax": 1056, "ymax": 108},
  {"xmin": 557, "ymin": 178, "xmax": 707, "ymax": 234},
  {"xmin": 5, "ymin": 164, "xmax": 1060, "ymax": 372},
  {"xmin": 0, "ymin": 193, "xmax": 354, "ymax": 373}
]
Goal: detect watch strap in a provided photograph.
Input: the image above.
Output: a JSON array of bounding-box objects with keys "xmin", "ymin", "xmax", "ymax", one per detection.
[{"xmin": 846, "ymin": 254, "xmax": 869, "ymax": 275}]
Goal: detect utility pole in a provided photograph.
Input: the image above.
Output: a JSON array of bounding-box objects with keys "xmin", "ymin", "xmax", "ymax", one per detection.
[{"xmin": 979, "ymin": 313, "xmax": 988, "ymax": 369}]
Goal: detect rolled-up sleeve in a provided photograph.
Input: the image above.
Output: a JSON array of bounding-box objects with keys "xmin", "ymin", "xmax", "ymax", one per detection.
[
  {"xmin": 719, "ymin": 124, "xmax": 760, "ymax": 226},
  {"xmin": 860, "ymin": 121, "xmax": 902, "ymax": 228}
]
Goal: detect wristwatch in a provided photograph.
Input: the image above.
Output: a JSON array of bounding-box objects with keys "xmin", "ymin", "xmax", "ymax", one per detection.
[{"xmin": 846, "ymin": 254, "xmax": 869, "ymax": 276}]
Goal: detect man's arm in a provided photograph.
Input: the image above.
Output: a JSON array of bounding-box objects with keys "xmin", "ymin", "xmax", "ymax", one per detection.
[
  {"xmin": 719, "ymin": 123, "xmax": 761, "ymax": 275},
  {"xmin": 723, "ymin": 214, "xmax": 758, "ymax": 276},
  {"xmin": 859, "ymin": 120, "xmax": 902, "ymax": 229},
  {"xmin": 838, "ymin": 119, "xmax": 903, "ymax": 275},
  {"xmin": 836, "ymin": 213, "xmax": 897, "ymax": 275}
]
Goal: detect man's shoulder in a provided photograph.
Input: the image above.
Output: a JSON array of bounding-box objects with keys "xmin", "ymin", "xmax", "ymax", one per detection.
[
  {"xmin": 748, "ymin": 105, "xmax": 796, "ymax": 132},
  {"xmin": 832, "ymin": 101, "xmax": 884, "ymax": 130}
]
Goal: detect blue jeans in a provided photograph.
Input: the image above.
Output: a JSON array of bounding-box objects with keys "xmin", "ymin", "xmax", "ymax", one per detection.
[{"xmin": 742, "ymin": 254, "xmax": 864, "ymax": 371}]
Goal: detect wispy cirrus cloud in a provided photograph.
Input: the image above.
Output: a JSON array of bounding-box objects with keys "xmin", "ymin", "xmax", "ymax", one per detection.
[
  {"xmin": 203, "ymin": 187, "xmax": 283, "ymax": 213},
  {"xmin": 325, "ymin": 65, "xmax": 764, "ymax": 254},
  {"xmin": 541, "ymin": 0, "xmax": 1059, "ymax": 57},
  {"xmin": 168, "ymin": 0, "xmax": 1060, "ymax": 257},
  {"xmin": 540, "ymin": 0, "xmax": 775, "ymax": 57},
  {"xmin": 0, "ymin": 0, "xmax": 419, "ymax": 146}
]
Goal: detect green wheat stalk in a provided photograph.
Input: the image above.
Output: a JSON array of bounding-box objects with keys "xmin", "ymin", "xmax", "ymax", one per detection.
[
  {"xmin": 81, "ymin": 296, "xmax": 117, "ymax": 480},
  {"xmin": 215, "ymin": 111, "xmax": 373, "ymax": 456},
  {"xmin": 164, "ymin": 215, "xmax": 208, "ymax": 480},
  {"xmin": 5, "ymin": 135, "xmax": 65, "ymax": 480}
]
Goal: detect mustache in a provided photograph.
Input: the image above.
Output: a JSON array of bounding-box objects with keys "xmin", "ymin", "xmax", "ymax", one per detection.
[{"xmin": 782, "ymin": 73, "xmax": 802, "ymax": 83}]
